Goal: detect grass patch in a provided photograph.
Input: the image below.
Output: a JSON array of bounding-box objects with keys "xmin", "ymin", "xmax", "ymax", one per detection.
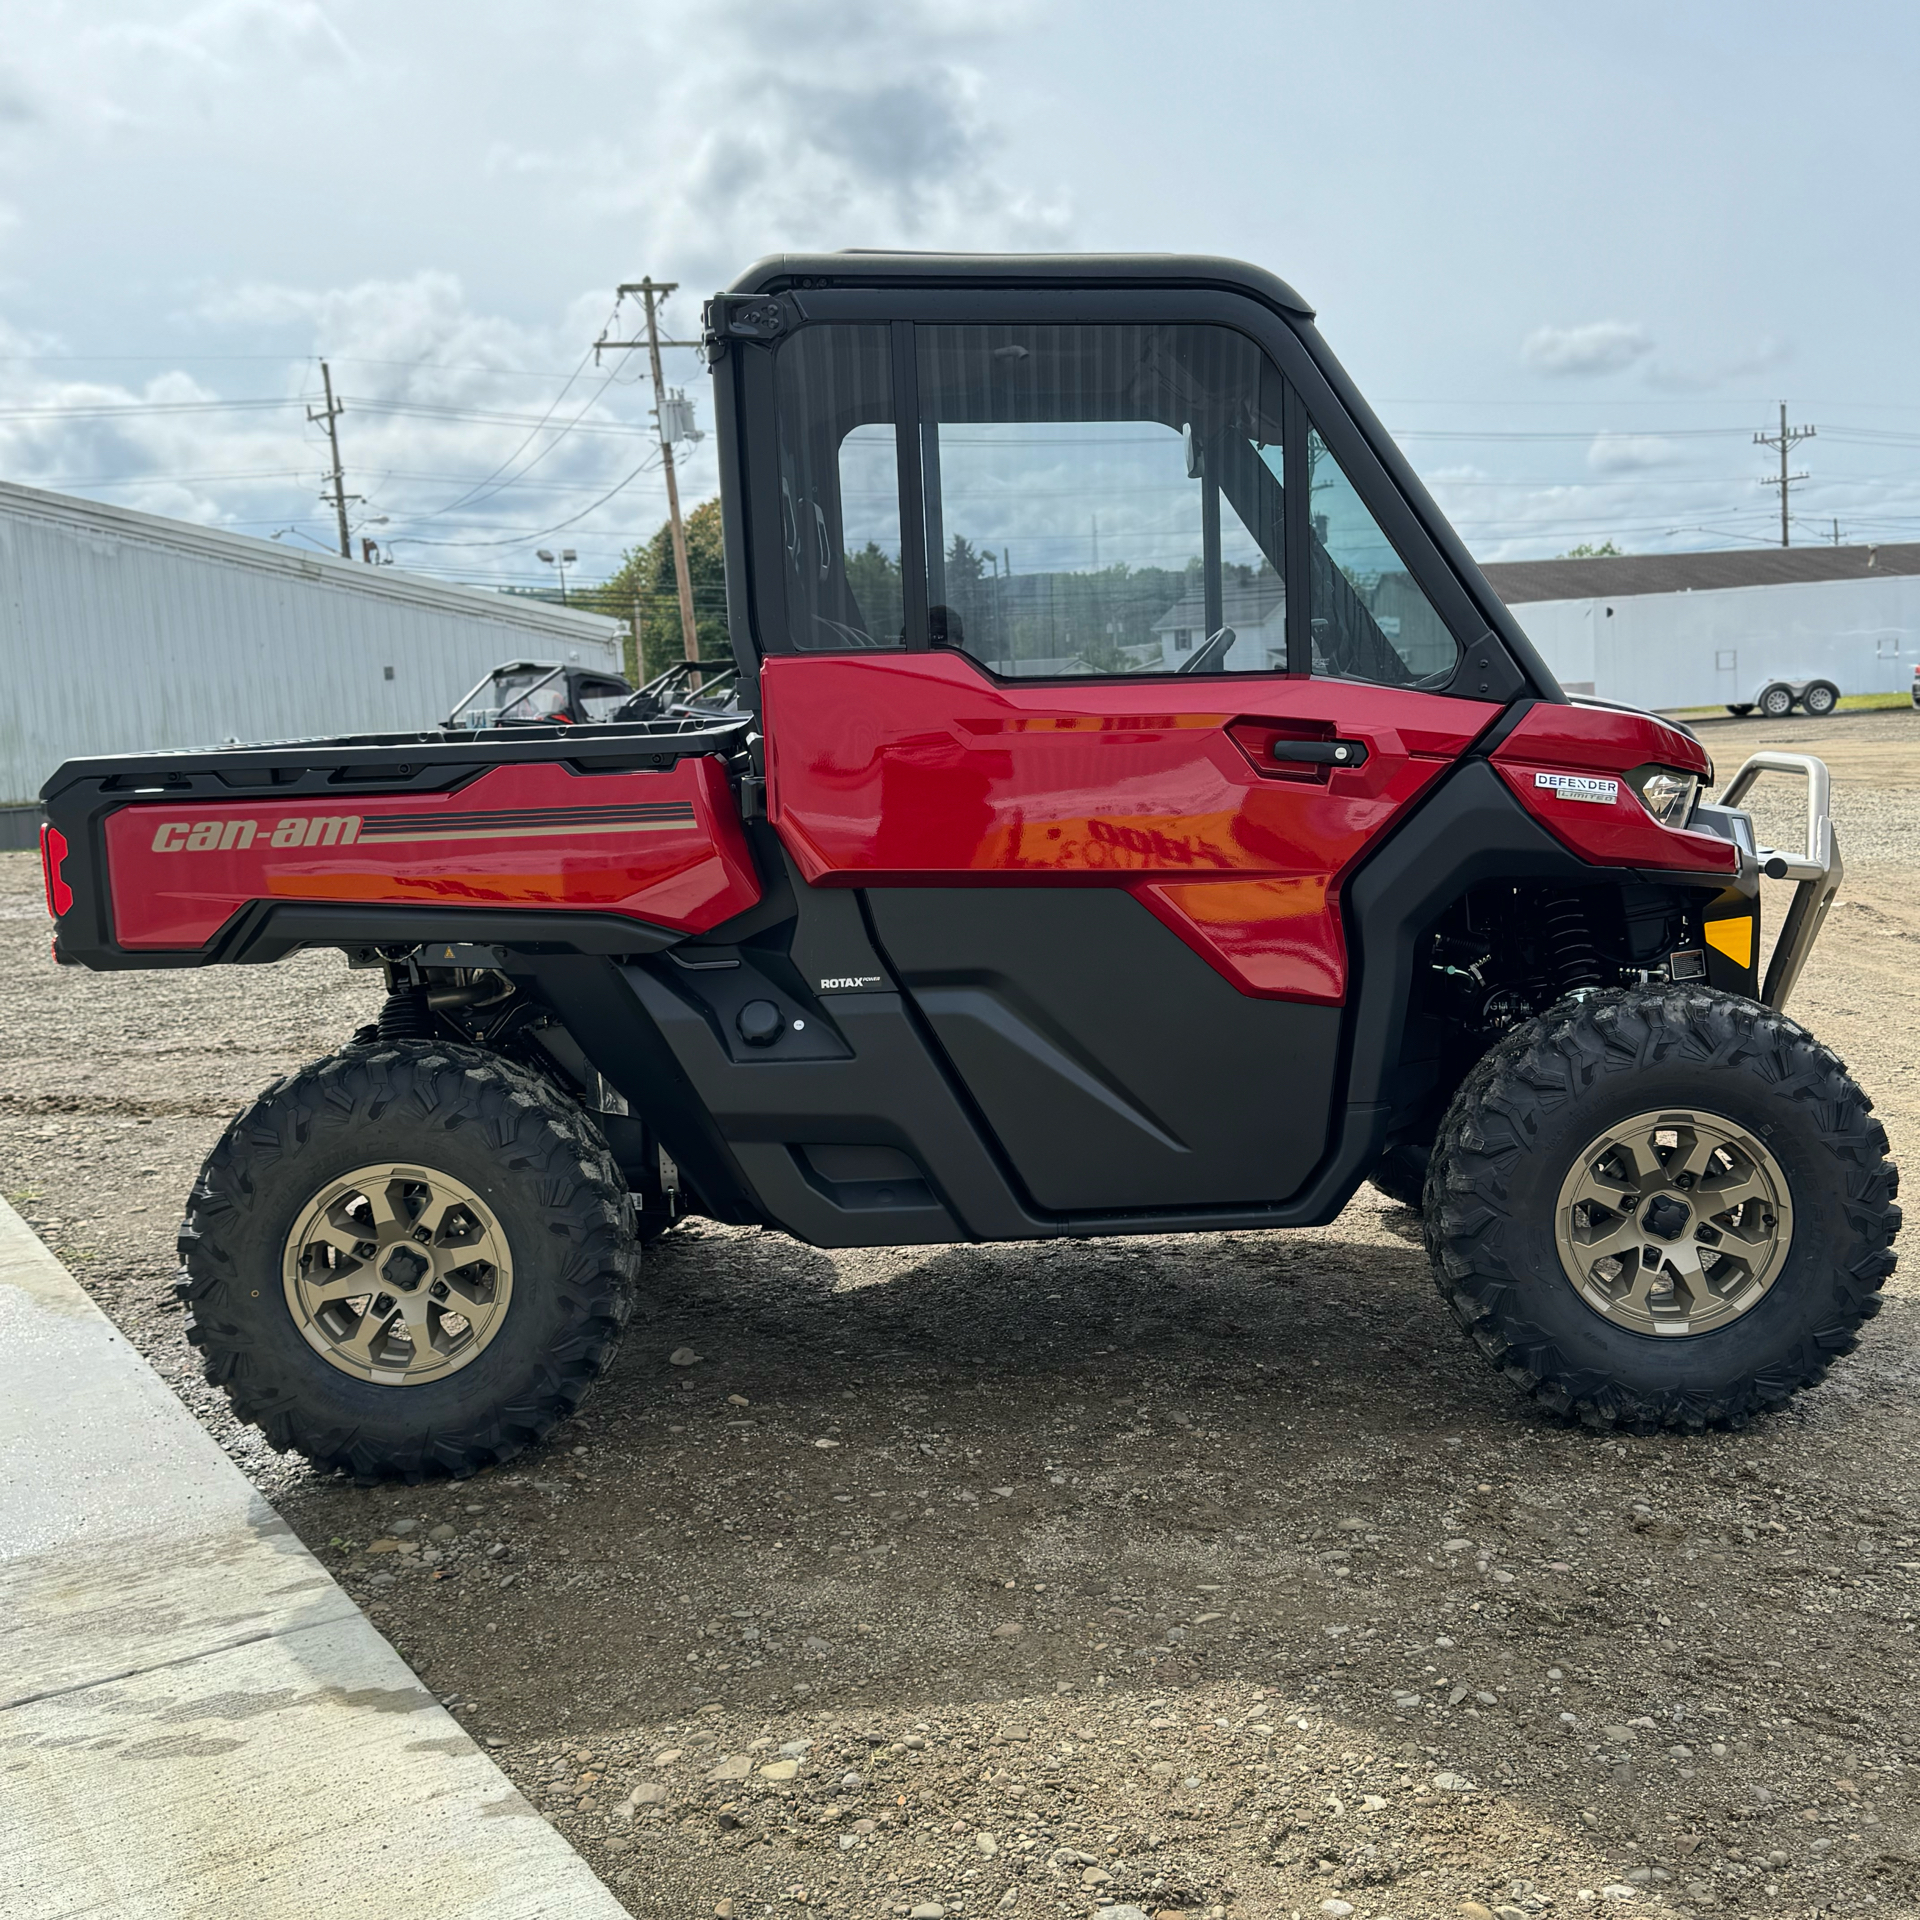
[{"xmin": 1664, "ymin": 690, "xmax": 1915, "ymax": 721}]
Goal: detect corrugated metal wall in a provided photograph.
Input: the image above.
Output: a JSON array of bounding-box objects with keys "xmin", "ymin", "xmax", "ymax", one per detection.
[{"xmin": 0, "ymin": 481, "xmax": 625, "ymax": 807}]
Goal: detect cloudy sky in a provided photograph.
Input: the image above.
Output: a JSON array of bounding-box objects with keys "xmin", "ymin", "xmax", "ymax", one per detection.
[{"xmin": 1, "ymin": 0, "xmax": 1916, "ymax": 587}]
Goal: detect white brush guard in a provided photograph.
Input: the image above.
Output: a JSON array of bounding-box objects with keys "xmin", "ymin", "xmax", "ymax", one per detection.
[{"xmin": 1717, "ymin": 751, "xmax": 1843, "ymax": 1012}]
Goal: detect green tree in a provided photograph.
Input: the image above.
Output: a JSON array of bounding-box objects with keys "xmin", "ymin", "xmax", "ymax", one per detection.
[
  {"xmin": 945, "ymin": 535, "xmax": 986, "ymax": 586},
  {"xmin": 582, "ymin": 496, "xmax": 731, "ymax": 682},
  {"xmin": 844, "ymin": 541, "xmax": 904, "ymax": 640},
  {"xmin": 1561, "ymin": 540, "xmax": 1622, "ymax": 559}
]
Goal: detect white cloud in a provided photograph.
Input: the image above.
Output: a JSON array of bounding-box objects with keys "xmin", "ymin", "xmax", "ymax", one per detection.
[
  {"xmin": 1643, "ymin": 334, "xmax": 1792, "ymax": 393},
  {"xmin": 84, "ymin": 0, "xmax": 358, "ymax": 80},
  {"xmin": 1586, "ymin": 434, "xmax": 1677, "ymax": 473},
  {"xmin": 0, "ymin": 0, "xmax": 1068, "ymax": 582},
  {"xmin": 1521, "ymin": 321, "xmax": 1653, "ymax": 378},
  {"xmin": 585, "ymin": 0, "xmax": 1072, "ymax": 287},
  {"xmin": 2, "ymin": 3, "xmax": 1904, "ymax": 576},
  {"xmin": 0, "ymin": 66, "xmax": 41, "ymax": 128}
]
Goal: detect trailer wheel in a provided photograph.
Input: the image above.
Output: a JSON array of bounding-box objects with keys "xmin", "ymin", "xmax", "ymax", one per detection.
[
  {"xmin": 1801, "ymin": 679, "xmax": 1839, "ymax": 717},
  {"xmin": 1758, "ymin": 683, "xmax": 1797, "ymax": 719},
  {"xmin": 1725, "ymin": 703, "xmax": 1754, "ymax": 717},
  {"xmin": 1425, "ymin": 987, "xmax": 1899, "ymax": 1430},
  {"xmin": 177, "ymin": 1042, "xmax": 637, "ymax": 1480}
]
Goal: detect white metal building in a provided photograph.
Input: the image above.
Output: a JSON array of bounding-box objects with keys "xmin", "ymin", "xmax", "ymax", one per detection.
[
  {"xmin": 1482, "ymin": 543, "xmax": 1920, "ymax": 711},
  {"xmin": 0, "ymin": 479, "xmax": 625, "ymax": 844}
]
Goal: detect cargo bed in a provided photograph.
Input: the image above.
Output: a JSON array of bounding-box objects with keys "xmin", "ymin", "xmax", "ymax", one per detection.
[{"xmin": 40, "ymin": 716, "xmax": 758, "ymax": 970}]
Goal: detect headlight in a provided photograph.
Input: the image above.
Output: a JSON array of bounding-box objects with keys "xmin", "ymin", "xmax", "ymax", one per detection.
[{"xmin": 1628, "ymin": 764, "xmax": 1702, "ymax": 829}]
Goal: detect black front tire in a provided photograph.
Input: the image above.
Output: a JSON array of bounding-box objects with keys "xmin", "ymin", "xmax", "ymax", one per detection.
[
  {"xmin": 1802, "ymin": 679, "xmax": 1840, "ymax": 717},
  {"xmin": 1759, "ymin": 683, "xmax": 1797, "ymax": 719},
  {"xmin": 178, "ymin": 1043, "xmax": 637, "ymax": 1480},
  {"xmin": 1425, "ymin": 988, "xmax": 1899, "ymax": 1429}
]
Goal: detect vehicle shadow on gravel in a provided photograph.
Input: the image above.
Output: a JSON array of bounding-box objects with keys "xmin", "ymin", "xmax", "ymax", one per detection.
[
  {"xmin": 273, "ymin": 1208, "xmax": 1627, "ymax": 1721},
  {"xmin": 614, "ymin": 1211, "xmax": 1470, "ymax": 1429}
]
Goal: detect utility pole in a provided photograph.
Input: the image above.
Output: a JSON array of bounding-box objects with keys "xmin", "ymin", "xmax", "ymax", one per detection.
[
  {"xmin": 308, "ymin": 360, "xmax": 353, "ymax": 559},
  {"xmin": 1754, "ymin": 402, "xmax": 1815, "ymax": 548},
  {"xmin": 596, "ymin": 280, "xmax": 703, "ymax": 672}
]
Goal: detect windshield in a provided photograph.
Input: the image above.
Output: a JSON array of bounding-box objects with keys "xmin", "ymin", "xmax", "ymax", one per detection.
[{"xmin": 447, "ymin": 665, "xmax": 564, "ymax": 729}]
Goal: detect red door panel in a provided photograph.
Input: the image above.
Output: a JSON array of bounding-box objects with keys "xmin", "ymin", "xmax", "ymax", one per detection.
[{"xmin": 763, "ymin": 652, "xmax": 1496, "ymax": 1004}]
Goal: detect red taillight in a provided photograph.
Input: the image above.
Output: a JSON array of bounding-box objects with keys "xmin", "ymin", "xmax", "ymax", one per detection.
[{"xmin": 39, "ymin": 823, "xmax": 72, "ymax": 919}]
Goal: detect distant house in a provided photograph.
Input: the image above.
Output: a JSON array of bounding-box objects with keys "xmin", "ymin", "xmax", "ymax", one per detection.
[{"xmin": 1149, "ymin": 580, "xmax": 1286, "ymax": 672}]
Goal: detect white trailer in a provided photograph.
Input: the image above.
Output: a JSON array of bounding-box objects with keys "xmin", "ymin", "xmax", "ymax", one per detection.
[
  {"xmin": 1482, "ymin": 543, "xmax": 1920, "ymax": 717},
  {"xmin": 0, "ymin": 479, "xmax": 625, "ymax": 845}
]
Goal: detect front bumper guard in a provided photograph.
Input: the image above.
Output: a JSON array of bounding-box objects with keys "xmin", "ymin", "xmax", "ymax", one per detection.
[{"xmin": 1717, "ymin": 751, "xmax": 1842, "ymax": 1012}]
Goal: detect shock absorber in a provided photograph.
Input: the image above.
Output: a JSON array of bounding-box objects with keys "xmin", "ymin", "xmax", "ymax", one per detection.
[
  {"xmin": 377, "ymin": 987, "xmax": 434, "ymax": 1042},
  {"xmin": 1544, "ymin": 893, "xmax": 1606, "ymax": 993}
]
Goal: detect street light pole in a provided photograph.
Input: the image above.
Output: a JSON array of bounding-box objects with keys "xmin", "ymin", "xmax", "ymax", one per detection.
[{"xmin": 537, "ymin": 547, "xmax": 576, "ymax": 606}]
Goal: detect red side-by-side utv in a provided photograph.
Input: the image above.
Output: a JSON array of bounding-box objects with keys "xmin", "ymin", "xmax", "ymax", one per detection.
[{"xmin": 39, "ymin": 253, "xmax": 1896, "ymax": 1480}]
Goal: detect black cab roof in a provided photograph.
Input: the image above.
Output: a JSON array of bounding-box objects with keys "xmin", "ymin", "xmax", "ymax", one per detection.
[{"xmin": 726, "ymin": 251, "xmax": 1314, "ymax": 320}]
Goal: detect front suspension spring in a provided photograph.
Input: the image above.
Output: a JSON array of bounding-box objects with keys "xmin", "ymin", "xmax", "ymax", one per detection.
[{"xmin": 1544, "ymin": 895, "xmax": 1606, "ymax": 992}]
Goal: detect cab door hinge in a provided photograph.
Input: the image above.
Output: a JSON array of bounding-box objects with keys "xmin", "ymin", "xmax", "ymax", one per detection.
[
  {"xmin": 703, "ymin": 294, "xmax": 795, "ymax": 359},
  {"xmin": 1449, "ymin": 632, "xmax": 1528, "ymax": 705}
]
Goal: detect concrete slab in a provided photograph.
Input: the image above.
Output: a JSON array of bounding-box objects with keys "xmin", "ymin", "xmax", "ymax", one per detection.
[{"xmin": 0, "ymin": 1199, "xmax": 629, "ymax": 1920}]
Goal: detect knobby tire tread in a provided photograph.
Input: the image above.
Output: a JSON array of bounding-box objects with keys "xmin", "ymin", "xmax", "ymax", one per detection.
[
  {"xmin": 1422, "ymin": 986, "xmax": 1901, "ymax": 1431},
  {"xmin": 176, "ymin": 1042, "xmax": 637, "ymax": 1481}
]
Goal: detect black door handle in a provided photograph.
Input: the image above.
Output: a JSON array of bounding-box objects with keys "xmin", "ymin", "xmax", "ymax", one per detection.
[{"xmin": 1270, "ymin": 738, "xmax": 1369, "ymax": 768}]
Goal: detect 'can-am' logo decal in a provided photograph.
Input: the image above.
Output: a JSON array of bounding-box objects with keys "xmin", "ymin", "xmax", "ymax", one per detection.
[
  {"xmin": 145, "ymin": 801, "xmax": 697, "ymax": 853},
  {"xmin": 1534, "ymin": 772, "xmax": 1619, "ymax": 805},
  {"xmin": 150, "ymin": 816, "xmax": 359, "ymax": 852}
]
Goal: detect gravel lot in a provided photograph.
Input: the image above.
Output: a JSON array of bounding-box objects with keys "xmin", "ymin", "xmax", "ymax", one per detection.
[{"xmin": 6, "ymin": 709, "xmax": 1919, "ymax": 1920}]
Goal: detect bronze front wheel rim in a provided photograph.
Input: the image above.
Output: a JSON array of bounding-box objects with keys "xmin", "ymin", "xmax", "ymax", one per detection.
[
  {"xmin": 281, "ymin": 1162, "xmax": 514, "ymax": 1385},
  {"xmin": 1554, "ymin": 1108, "xmax": 1792, "ymax": 1337}
]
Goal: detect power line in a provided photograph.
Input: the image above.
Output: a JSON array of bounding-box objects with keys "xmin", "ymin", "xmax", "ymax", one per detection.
[
  {"xmin": 0, "ymin": 397, "xmax": 298, "ymax": 422},
  {"xmin": 382, "ymin": 447, "xmax": 666, "ymax": 550},
  {"xmin": 400, "ymin": 352, "xmax": 607, "ymax": 522},
  {"xmin": 1754, "ymin": 402, "xmax": 1816, "ymax": 547},
  {"xmin": 0, "ymin": 394, "xmax": 660, "ymax": 434}
]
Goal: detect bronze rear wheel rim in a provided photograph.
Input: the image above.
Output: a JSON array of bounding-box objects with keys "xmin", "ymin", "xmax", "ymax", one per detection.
[
  {"xmin": 281, "ymin": 1162, "xmax": 513, "ymax": 1385},
  {"xmin": 1554, "ymin": 1108, "xmax": 1792, "ymax": 1337}
]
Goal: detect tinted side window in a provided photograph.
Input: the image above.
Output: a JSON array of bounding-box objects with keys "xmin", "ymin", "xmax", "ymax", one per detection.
[
  {"xmin": 773, "ymin": 326, "xmax": 905, "ymax": 650},
  {"xmin": 1306, "ymin": 429, "xmax": 1459, "ymax": 687},
  {"xmin": 917, "ymin": 324, "xmax": 1286, "ymax": 678}
]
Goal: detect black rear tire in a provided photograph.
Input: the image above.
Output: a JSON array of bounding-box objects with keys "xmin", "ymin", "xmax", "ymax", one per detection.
[
  {"xmin": 1725, "ymin": 703, "xmax": 1754, "ymax": 716},
  {"xmin": 1369, "ymin": 1143, "xmax": 1430, "ymax": 1210},
  {"xmin": 178, "ymin": 1042, "xmax": 637, "ymax": 1480},
  {"xmin": 1759, "ymin": 683, "xmax": 1797, "ymax": 719},
  {"xmin": 1425, "ymin": 987, "xmax": 1899, "ymax": 1429},
  {"xmin": 1802, "ymin": 679, "xmax": 1840, "ymax": 717}
]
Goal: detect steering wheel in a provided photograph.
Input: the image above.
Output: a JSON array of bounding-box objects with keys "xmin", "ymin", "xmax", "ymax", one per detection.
[{"xmin": 1177, "ymin": 627, "xmax": 1237, "ymax": 674}]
